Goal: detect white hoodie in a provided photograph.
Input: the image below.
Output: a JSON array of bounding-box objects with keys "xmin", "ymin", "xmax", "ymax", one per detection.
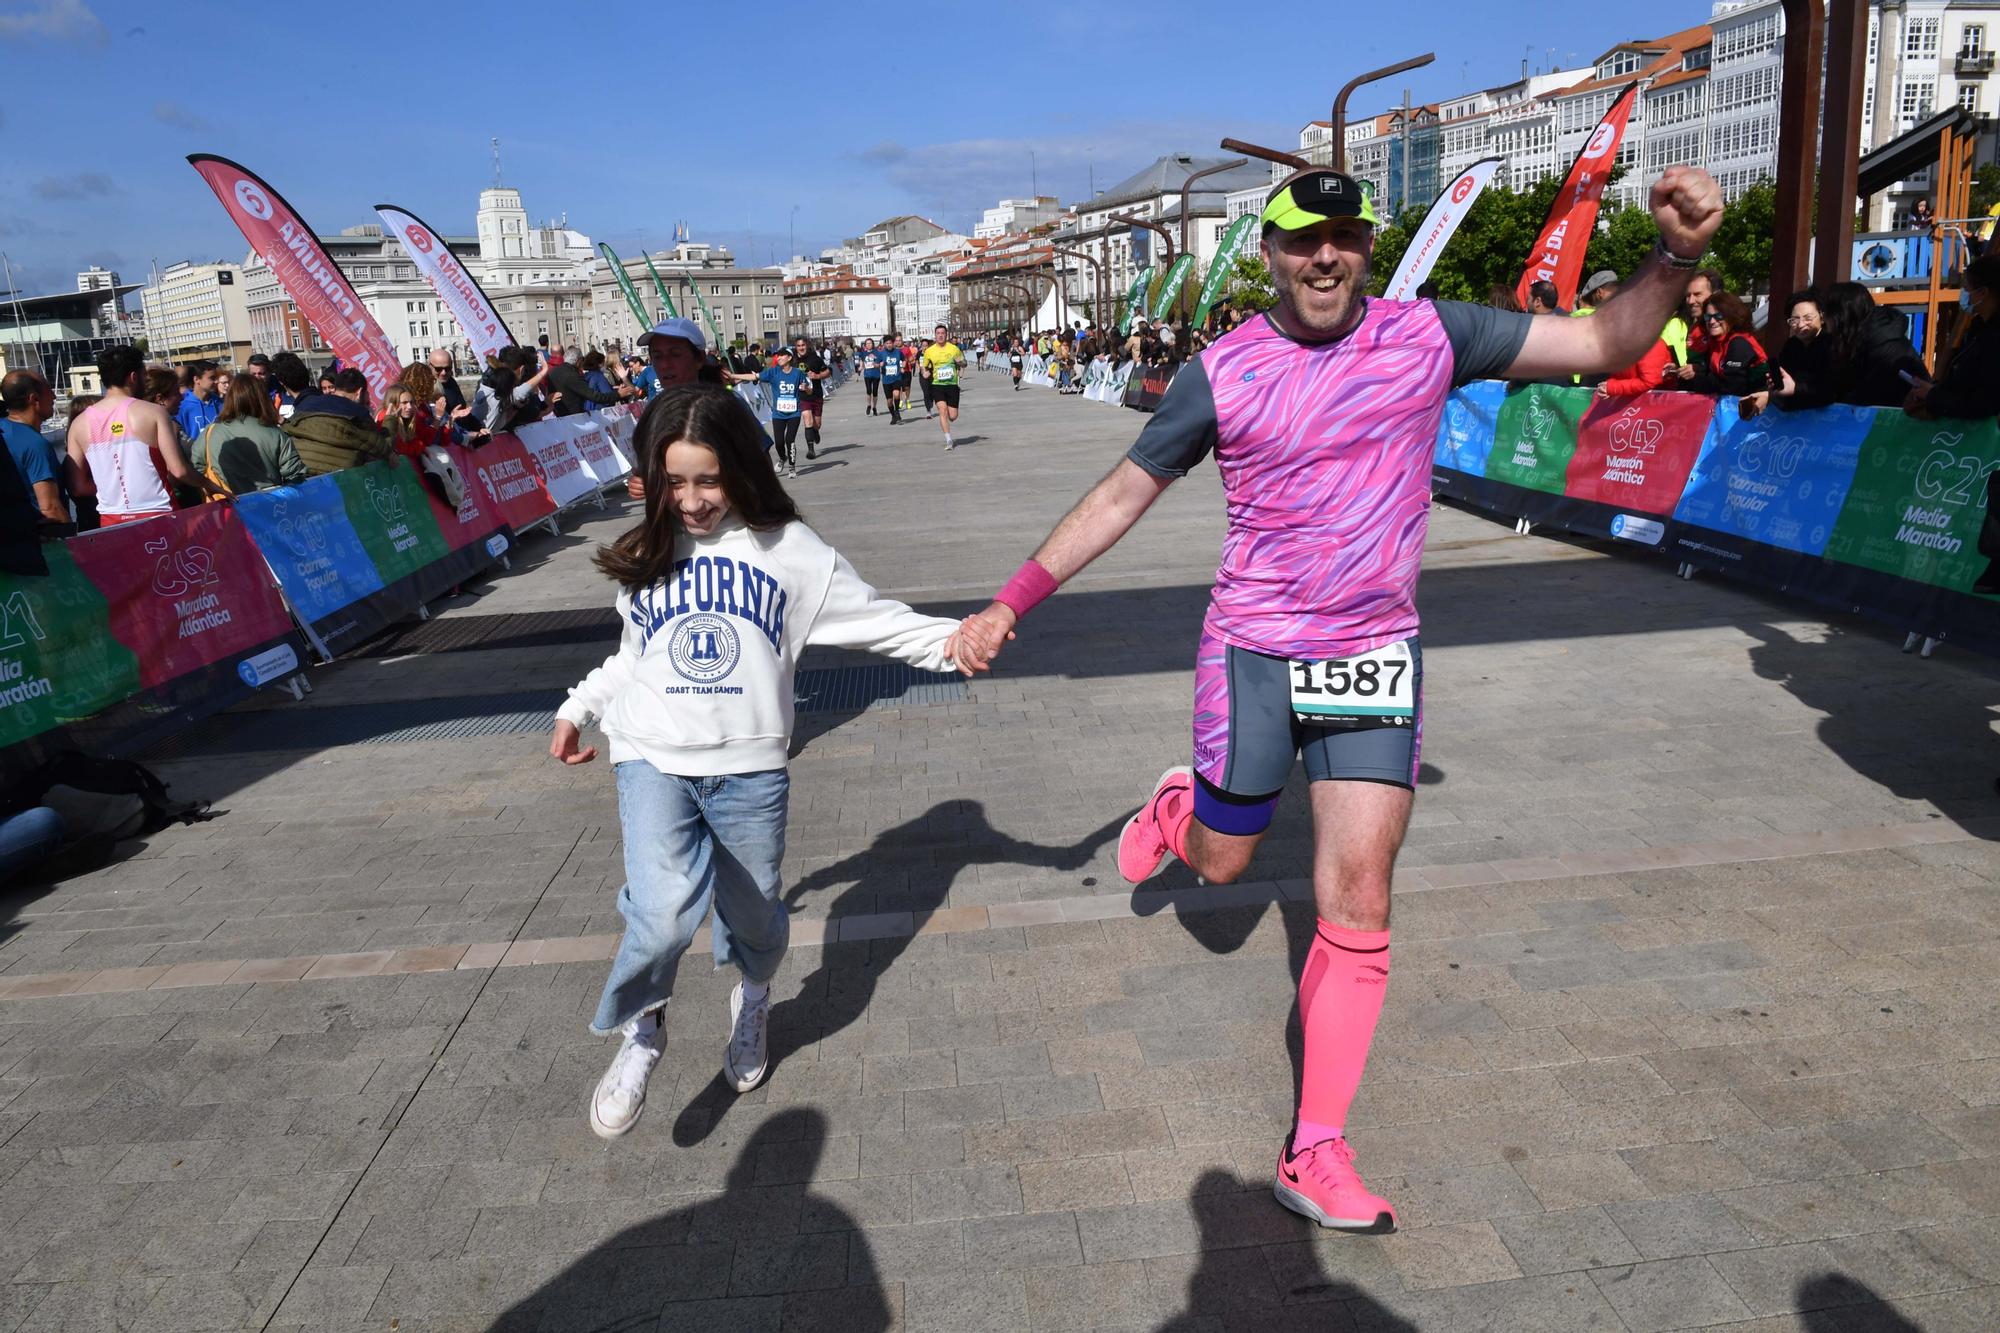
[{"xmin": 557, "ymin": 517, "xmax": 957, "ymax": 776}]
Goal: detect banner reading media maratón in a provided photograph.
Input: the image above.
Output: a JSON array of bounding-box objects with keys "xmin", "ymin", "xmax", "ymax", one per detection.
[{"xmin": 187, "ymin": 155, "xmax": 403, "ymax": 403}]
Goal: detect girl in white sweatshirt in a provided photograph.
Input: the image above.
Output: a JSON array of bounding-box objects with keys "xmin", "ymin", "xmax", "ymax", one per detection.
[{"xmin": 550, "ymin": 386, "xmax": 966, "ymax": 1139}]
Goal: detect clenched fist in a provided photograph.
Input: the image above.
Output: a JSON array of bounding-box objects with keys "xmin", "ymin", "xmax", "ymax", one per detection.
[{"xmin": 1650, "ymin": 165, "xmax": 1726, "ymax": 261}]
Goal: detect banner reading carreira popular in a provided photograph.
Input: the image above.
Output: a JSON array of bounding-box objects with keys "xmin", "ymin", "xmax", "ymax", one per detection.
[
  {"xmin": 375, "ymin": 203, "xmax": 516, "ymax": 364},
  {"xmin": 1515, "ymin": 84, "xmax": 1639, "ymax": 311},
  {"xmin": 186, "ymin": 154, "xmax": 403, "ymax": 402},
  {"xmin": 1384, "ymin": 158, "xmax": 1502, "ymax": 301}
]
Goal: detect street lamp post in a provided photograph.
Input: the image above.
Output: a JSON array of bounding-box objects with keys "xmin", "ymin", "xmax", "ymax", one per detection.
[
  {"xmin": 1221, "ymin": 138, "xmax": 1311, "ymax": 171},
  {"xmin": 1178, "ymin": 158, "xmax": 1248, "ymax": 267},
  {"xmin": 1051, "ymin": 246, "xmax": 1109, "ymax": 331},
  {"xmin": 1331, "ymin": 54, "xmax": 1435, "ymax": 172},
  {"xmin": 1176, "ymin": 158, "xmax": 1247, "ymax": 319},
  {"xmin": 1109, "ymin": 212, "xmax": 1176, "ymax": 271}
]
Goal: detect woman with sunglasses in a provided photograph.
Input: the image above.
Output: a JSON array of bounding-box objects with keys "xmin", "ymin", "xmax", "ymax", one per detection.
[
  {"xmin": 1740, "ymin": 289, "xmax": 1822, "ymax": 417},
  {"xmin": 1685, "ymin": 291, "xmax": 1773, "ymax": 397}
]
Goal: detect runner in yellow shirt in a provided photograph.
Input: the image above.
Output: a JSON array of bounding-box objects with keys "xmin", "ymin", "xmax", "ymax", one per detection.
[{"xmin": 920, "ymin": 324, "xmax": 966, "ymax": 451}]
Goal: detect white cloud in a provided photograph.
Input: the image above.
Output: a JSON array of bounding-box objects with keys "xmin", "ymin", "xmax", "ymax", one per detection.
[
  {"xmin": 32, "ymin": 172, "xmax": 116, "ymax": 201},
  {"xmin": 848, "ymin": 119, "xmax": 1290, "ymax": 230},
  {"xmin": 0, "ymin": 0, "xmax": 110, "ymax": 45},
  {"xmin": 153, "ymin": 100, "xmax": 214, "ymax": 132}
]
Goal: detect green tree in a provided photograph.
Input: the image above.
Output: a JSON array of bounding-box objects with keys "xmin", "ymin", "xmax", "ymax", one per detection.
[
  {"xmin": 1226, "ymin": 255, "xmax": 1277, "ymax": 313},
  {"xmin": 1971, "ymin": 164, "xmax": 2000, "ymax": 217},
  {"xmin": 1584, "ymin": 206, "xmax": 1660, "ymax": 286},
  {"xmin": 1708, "ymin": 179, "xmax": 1776, "ymax": 297}
]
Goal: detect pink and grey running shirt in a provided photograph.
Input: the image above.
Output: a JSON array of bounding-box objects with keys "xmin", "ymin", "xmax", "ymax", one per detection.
[{"xmin": 1127, "ymin": 299, "xmax": 1531, "ymax": 660}]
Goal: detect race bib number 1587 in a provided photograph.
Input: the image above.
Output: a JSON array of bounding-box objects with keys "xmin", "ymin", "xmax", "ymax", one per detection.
[{"xmin": 1289, "ymin": 639, "xmax": 1416, "ymax": 727}]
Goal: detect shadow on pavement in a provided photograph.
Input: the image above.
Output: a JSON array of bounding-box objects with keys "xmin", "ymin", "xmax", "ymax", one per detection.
[
  {"xmin": 1794, "ymin": 1274, "xmax": 1924, "ymax": 1330},
  {"xmin": 1155, "ymin": 1169, "xmax": 1415, "ymax": 1330},
  {"xmin": 672, "ymin": 799, "xmax": 1124, "ymax": 1147},
  {"xmin": 1744, "ymin": 623, "xmax": 1999, "ymax": 833},
  {"xmin": 488, "ymin": 1108, "xmax": 893, "ymax": 1332}
]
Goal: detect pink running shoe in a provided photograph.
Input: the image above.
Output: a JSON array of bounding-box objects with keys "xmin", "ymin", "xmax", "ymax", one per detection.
[
  {"xmin": 1274, "ymin": 1136, "xmax": 1397, "ymax": 1233},
  {"xmin": 1117, "ymin": 766, "xmax": 1193, "ymax": 884}
]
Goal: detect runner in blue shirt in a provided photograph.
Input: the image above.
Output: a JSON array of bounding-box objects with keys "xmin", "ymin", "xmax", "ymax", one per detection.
[
  {"xmin": 858, "ymin": 338, "xmax": 883, "ymax": 417},
  {"xmin": 726, "ymin": 344, "xmax": 807, "ymax": 478},
  {"xmin": 879, "ymin": 339, "xmax": 905, "ymax": 425}
]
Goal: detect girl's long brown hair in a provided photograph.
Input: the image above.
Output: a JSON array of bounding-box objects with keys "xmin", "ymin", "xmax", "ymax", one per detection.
[{"xmin": 593, "ymin": 386, "xmax": 799, "ymax": 590}]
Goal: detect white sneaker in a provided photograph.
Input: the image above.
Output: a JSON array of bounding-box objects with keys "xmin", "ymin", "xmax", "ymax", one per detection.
[
  {"xmin": 724, "ymin": 981, "xmax": 770, "ymax": 1093},
  {"xmin": 589, "ymin": 1009, "xmax": 667, "ymax": 1139}
]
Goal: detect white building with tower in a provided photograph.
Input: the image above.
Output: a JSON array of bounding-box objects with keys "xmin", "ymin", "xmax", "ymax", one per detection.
[{"xmin": 973, "ymin": 196, "xmax": 1063, "ymax": 239}]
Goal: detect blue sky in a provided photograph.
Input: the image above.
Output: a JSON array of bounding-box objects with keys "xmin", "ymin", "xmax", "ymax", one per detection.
[{"xmin": 1, "ymin": 0, "xmax": 1710, "ymax": 298}]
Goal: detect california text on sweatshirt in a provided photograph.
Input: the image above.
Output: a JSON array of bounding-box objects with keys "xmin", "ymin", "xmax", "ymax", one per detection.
[{"xmin": 556, "ymin": 517, "xmax": 957, "ymax": 776}]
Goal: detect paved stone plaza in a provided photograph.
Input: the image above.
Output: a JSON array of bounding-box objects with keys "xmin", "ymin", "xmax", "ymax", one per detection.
[{"xmin": 3, "ymin": 369, "xmax": 1999, "ymax": 1331}]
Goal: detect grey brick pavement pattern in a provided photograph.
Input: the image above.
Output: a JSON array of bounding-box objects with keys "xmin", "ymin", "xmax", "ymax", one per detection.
[{"xmin": 1, "ymin": 368, "xmax": 1999, "ymax": 1327}]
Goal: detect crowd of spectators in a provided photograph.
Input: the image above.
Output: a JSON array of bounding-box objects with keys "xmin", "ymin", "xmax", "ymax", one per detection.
[
  {"xmin": 1477, "ymin": 254, "xmax": 1999, "ymax": 427},
  {"xmin": 960, "ymin": 304, "xmax": 1253, "ymax": 399}
]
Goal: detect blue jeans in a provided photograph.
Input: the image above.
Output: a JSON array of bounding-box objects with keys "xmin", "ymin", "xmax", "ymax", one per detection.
[
  {"xmin": 592, "ymin": 763, "xmax": 791, "ymax": 1034},
  {"xmin": 0, "ymin": 807, "xmax": 63, "ymax": 882}
]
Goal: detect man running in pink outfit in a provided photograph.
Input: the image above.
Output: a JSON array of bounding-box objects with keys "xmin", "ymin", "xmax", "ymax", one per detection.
[{"xmin": 954, "ymin": 164, "xmax": 1725, "ymax": 1231}]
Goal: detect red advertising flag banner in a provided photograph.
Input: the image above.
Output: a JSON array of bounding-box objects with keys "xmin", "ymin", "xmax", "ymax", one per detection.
[
  {"xmin": 186, "ymin": 155, "xmax": 404, "ymax": 404},
  {"xmin": 1562, "ymin": 389, "xmax": 1717, "ymax": 515},
  {"xmin": 1516, "ymin": 84, "xmax": 1641, "ymax": 311},
  {"xmin": 63, "ymin": 505, "xmax": 297, "ymax": 691},
  {"xmin": 375, "ymin": 204, "xmax": 516, "ymax": 365},
  {"xmin": 469, "ymin": 435, "xmax": 559, "ymax": 531}
]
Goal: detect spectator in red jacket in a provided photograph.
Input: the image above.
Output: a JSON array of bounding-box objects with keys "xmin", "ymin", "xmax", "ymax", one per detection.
[{"xmin": 379, "ymin": 384, "xmax": 447, "ymax": 460}]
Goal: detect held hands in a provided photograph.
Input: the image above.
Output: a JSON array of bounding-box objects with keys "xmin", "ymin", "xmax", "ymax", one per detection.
[
  {"xmin": 549, "ymin": 719, "xmax": 597, "ymax": 766},
  {"xmin": 1650, "ymin": 165, "xmax": 1726, "ymax": 260},
  {"xmin": 944, "ymin": 603, "xmax": 1018, "ymax": 677}
]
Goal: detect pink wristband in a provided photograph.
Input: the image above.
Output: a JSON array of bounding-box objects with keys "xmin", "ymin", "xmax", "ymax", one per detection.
[{"xmin": 993, "ymin": 559, "xmax": 1058, "ymax": 619}]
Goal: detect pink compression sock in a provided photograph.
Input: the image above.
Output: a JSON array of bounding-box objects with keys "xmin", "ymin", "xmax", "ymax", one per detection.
[{"xmin": 1294, "ymin": 919, "xmax": 1391, "ymax": 1147}]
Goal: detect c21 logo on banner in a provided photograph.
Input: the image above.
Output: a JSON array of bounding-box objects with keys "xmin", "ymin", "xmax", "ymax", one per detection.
[
  {"xmin": 403, "ymin": 225, "xmax": 434, "ymax": 254},
  {"xmin": 669, "ymin": 614, "xmax": 739, "ymax": 683},
  {"xmin": 1586, "ymin": 125, "xmax": 1618, "ymax": 158},
  {"xmin": 234, "ymin": 180, "xmax": 273, "ymax": 221},
  {"xmin": 1451, "ymin": 175, "xmax": 1476, "ymax": 203}
]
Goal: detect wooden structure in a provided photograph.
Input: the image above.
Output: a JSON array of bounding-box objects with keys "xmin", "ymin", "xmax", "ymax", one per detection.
[{"xmin": 1852, "ymin": 107, "xmax": 1982, "ymax": 366}]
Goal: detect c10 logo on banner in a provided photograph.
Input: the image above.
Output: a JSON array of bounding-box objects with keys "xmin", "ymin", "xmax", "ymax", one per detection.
[{"xmin": 1738, "ymin": 432, "xmax": 1806, "ymax": 481}]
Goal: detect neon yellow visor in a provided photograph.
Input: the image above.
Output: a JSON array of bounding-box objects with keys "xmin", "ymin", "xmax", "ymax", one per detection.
[{"xmin": 1261, "ymin": 169, "xmax": 1380, "ymax": 230}]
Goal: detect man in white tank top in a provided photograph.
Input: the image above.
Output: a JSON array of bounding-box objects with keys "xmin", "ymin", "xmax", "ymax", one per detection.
[{"xmin": 64, "ymin": 346, "xmax": 223, "ymax": 524}]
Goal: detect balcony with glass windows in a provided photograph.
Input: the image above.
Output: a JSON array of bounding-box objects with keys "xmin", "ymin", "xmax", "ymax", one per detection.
[{"xmin": 1958, "ymin": 49, "xmax": 1994, "ymax": 76}]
